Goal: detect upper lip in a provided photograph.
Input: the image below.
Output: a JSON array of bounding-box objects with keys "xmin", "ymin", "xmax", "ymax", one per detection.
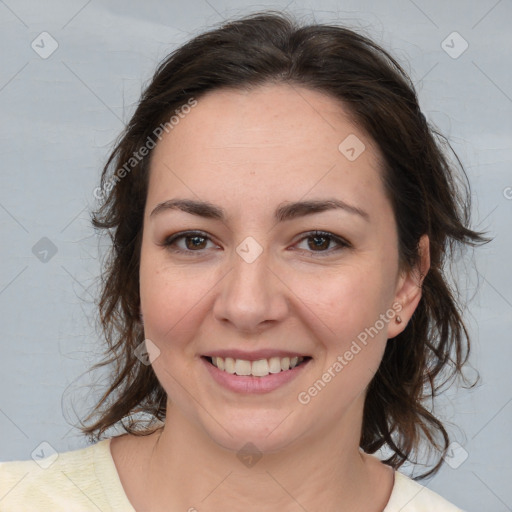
[{"xmin": 202, "ymin": 349, "xmax": 310, "ymax": 361}]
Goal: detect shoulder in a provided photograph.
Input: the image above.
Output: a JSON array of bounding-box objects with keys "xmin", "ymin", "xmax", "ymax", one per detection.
[
  {"xmin": 0, "ymin": 439, "xmax": 134, "ymax": 512},
  {"xmin": 384, "ymin": 471, "xmax": 465, "ymax": 512}
]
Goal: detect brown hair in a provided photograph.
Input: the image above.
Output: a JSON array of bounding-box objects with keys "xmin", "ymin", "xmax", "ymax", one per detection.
[{"xmin": 81, "ymin": 11, "xmax": 488, "ymax": 478}]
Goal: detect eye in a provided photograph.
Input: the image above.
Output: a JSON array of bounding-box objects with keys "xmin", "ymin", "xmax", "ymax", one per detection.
[
  {"xmin": 294, "ymin": 231, "xmax": 350, "ymax": 254},
  {"xmin": 160, "ymin": 230, "xmax": 349, "ymax": 256},
  {"xmin": 161, "ymin": 231, "xmax": 219, "ymax": 253}
]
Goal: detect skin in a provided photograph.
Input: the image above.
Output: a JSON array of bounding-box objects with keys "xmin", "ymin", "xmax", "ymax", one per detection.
[{"xmin": 110, "ymin": 83, "xmax": 429, "ymax": 512}]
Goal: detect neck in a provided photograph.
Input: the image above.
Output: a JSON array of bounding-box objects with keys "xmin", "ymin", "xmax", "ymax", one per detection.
[{"xmin": 139, "ymin": 397, "xmax": 394, "ymax": 512}]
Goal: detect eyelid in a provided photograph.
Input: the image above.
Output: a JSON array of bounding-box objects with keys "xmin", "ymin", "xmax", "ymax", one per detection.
[
  {"xmin": 160, "ymin": 230, "xmax": 220, "ymax": 252},
  {"xmin": 160, "ymin": 229, "xmax": 351, "ymax": 255},
  {"xmin": 293, "ymin": 230, "xmax": 351, "ymax": 252}
]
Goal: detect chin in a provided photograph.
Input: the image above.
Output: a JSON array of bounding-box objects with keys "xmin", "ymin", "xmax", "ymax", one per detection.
[{"xmin": 202, "ymin": 409, "xmax": 302, "ymax": 455}]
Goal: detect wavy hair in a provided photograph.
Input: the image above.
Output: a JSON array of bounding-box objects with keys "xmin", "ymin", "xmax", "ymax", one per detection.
[{"xmin": 80, "ymin": 11, "xmax": 488, "ymax": 478}]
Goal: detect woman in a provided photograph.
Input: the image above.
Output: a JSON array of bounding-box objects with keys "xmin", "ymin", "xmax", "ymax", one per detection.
[{"xmin": 0, "ymin": 11, "xmax": 486, "ymax": 511}]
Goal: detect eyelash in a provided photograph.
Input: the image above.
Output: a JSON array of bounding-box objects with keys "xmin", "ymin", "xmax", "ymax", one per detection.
[{"xmin": 161, "ymin": 230, "xmax": 350, "ymax": 256}]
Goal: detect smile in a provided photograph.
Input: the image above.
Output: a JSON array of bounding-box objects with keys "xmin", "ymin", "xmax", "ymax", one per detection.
[
  {"xmin": 201, "ymin": 354, "xmax": 312, "ymax": 394},
  {"xmin": 206, "ymin": 355, "xmax": 309, "ymax": 377}
]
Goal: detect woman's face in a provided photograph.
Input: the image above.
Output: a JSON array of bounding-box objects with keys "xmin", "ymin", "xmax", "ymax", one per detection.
[{"xmin": 139, "ymin": 84, "xmax": 421, "ymax": 452}]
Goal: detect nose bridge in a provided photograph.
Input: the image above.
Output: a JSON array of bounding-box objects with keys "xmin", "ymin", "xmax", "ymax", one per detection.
[{"xmin": 213, "ymin": 242, "xmax": 287, "ymax": 331}]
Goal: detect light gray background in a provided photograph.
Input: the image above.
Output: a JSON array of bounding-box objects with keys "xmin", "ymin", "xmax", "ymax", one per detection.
[{"xmin": 1, "ymin": 0, "xmax": 511, "ymax": 510}]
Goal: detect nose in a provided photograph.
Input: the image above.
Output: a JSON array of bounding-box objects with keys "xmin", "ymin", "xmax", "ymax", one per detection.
[{"xmin": 212, "ymin": 249, "xmax": 289, "ymax": 334}]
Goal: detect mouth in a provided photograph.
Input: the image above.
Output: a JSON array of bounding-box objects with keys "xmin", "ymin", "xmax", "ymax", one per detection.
[{"xmin": 201, "ymin": 355, "xmax": 312, "ymax": 378}]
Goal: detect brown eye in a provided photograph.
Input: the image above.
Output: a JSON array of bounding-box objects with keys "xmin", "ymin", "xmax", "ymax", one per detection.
[
  {"xmin": 185, "ymin": 235, "xmax": 207, "ymax": 250},
  {"xmin": 294, "ymin": 231, "xmax": 350, "ymax": 255},
  {"xmin": 307, "ymin": 235, "xmax": 331, "ymax": 251},
  {"xmin": 162, "ymin": 231, "xmax": 217, "ymax": 253}
]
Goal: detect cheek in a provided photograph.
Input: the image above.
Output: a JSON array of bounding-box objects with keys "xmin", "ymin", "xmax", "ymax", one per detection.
[
  {"xmin": 139, "ymin": 249, "xmax": 217, "ymax": 349},
  {"xmin": 284, "ymin": 262, "xmax": 395, "ymax": 344},
  {"xmin": 138, "ymin": 258, "xmax": 217, "ymax": 398},
  {"xmin": 291, "ymin": 270, "xmax": 393, "ymax": 410},
  {"xmin": 284, "ymin": 262, "xmax": 397, "ymax": 401}
]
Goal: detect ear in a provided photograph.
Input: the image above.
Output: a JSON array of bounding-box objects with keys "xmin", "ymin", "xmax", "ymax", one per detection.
[{"xmin": 387, "ymin": 234, "xmax": 430, "ymax": 339}]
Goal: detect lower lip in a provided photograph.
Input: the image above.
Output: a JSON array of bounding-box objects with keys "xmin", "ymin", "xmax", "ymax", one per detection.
[{"xmin": 201, "ymin": 357, "xmax": 311, "ymax": 394}]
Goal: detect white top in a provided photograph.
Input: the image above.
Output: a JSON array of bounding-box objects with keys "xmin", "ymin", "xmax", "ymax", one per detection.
[{"xmin": 0, "ymin": 439, "xmax": 464, "ymax": 511}]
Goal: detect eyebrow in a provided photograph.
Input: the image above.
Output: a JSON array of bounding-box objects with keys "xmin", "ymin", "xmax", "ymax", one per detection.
[{"xmin": 149, "ymin": 198, "xmax": 369, "ymax": 222}]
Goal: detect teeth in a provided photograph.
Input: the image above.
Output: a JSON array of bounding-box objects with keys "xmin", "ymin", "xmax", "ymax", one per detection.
[
  {"xmin": 224, "ymin": 357, "xmax": 235, "ymax": 374},
  {"xmin": 234, "ymin": 359, "xmax": 251, "ymax": 376},
  {"xmin": 268, "ymin": 357, "xmax": 281, "ymax": 373},
  {"xmin": 209, "ymin": 355, "xmax": 305, "ymax": 377},
  {"xmin": 252, "ymin": 359, "xmax": 270, "ymax": 377}
]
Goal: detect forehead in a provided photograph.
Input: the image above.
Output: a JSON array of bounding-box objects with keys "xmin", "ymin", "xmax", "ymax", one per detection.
[{"xmin": 146, "ymin": 84, "xmax": 388, "ymax": 219}]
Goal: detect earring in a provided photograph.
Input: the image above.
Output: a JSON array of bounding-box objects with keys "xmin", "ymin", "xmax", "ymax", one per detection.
[{"xmin": 395, "ymin": 315, "xmax": 402, "ymax": 324}]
